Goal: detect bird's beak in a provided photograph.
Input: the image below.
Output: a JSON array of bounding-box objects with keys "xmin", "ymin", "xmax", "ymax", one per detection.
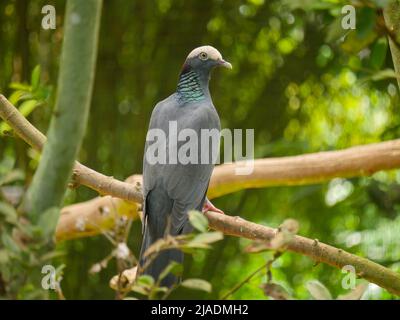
[{"xmin": 218, "ymin": 59, "xmax": 233, "ymax": 69}]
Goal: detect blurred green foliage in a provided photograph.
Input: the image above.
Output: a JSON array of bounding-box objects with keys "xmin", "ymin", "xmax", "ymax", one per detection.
[{"xmin": 0, "ymin": 0, "xmax": 399, "ymax": 299}]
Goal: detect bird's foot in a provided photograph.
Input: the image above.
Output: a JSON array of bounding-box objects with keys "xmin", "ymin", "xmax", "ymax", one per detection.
[{"xmin": 202, "ymin": 198, "xmax": 224, "ymax": 214}]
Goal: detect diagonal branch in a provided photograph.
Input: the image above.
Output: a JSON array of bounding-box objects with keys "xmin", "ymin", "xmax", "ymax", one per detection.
[
  {"xmin": 2, "ymin": 94, "xmax": 400, "ymax": 201},
  {"xmin": 206, "ymin": 211, "xmax": 400, "ymax": 296},
  {"xmin": 1, "ymin": 95, "xmax": 400, "ymax": 295},
  {"xmin": 0, "ymin": 94, "xmax": 143, "ymax": 203}
]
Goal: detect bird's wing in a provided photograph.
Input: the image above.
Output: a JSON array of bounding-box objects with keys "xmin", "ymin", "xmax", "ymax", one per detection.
[{"xmin": 143, "ymin": 95, "xmax": 220, "ymax": 233}]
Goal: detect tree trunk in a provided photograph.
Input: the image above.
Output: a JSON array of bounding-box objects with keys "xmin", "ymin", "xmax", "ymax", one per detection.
[
  {"xmin": 384, "ymin": 0, "xmax": 400, "ymax": 89},
  {"xmin": 25, "ymin": 0, "xmax": 103, "ymax": 224}
]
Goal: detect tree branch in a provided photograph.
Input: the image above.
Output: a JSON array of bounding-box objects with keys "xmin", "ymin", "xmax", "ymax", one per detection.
[
  {"xmin": 1, "ymin": 96, "xmax": 400, "ymax": 295},
  {"xmin": 208, "ymin": 140, "xmax": 400, "ymax": 198},
  {"xmin": 206, "ymin": 211, "xmax": 400, "ymax": 296},
  {"xmin": 0, "ymin": 94, "xmax": 143, "ymax": 203},
  {"xmin": 2, "ymin": 94, "xmax": 400, "ymax": 202},
  {"xmin": 0, "ymin": 95, "xmax": 400, "ymax": 295}
]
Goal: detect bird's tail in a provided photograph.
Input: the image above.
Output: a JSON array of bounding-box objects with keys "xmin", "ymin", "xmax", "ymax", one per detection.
[{"xmin": 138, "ymin": 220, "xmax": 183, "ymax": 288}]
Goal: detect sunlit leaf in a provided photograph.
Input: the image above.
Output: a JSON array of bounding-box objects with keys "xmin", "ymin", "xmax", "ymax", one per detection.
[
  {"xmin": 110, "ymin": 266, "xmax": 137, "ymax": 290},
  {"xmin": 159, "ymin": 261, "xmax": 183, "ymax": 281},
  {"xmin": 131, "ymin": 285, "xmax": 149, "ymax": 295},
  {"xmin": 326, "ymin": 17, "xmax": 348, "ymax": 43},
  {"xmin": 19, "ymin": 99, "xmax": 40, "ymax": 117},
  {"xmin": 370, "ymin": 69, "xmax": 400, "ymax": 81},
  {"xmin": 188, "ymin": 210, "xmax": 208, "ymax": 232},
  {"xmin": 8, "ymin": 90, "xmax": 30, "ymax": 105},
  {"xmin": 137, "ymin": 274, "xmax": 155, "ymax": 288},
  {"xmin": 9, "ymin": 82, "xmax": 31, "ymax": 91},
  {"xmin": 1, "ymin": 233, "xmax": 21, "ymax": 254},
  {"xmin": 181, "ymin": 278, "xmax": 212, "ymax": 293},
  {"xmin": 0, "ymin": 169, "xmax": 25, "ymax": 186},
  {"xmin": 0, "ymin": 201, "xmax": 18, "ymax": 224},
  {"xmin": 188, "ymin": 231, "xmax": 223, "ymax": 246},
  {"xmin": 282, "ymin": 0, "xmax": 337, "ymax": 10},
  {"xmin": 337, "ymin": 283, "xmax": 369, "ymax": 300},
  {"xmin": 31, "ymin": 65, "xmax": 41, "ymax": 91},
  {"xmin": 306, "ymin": 280, "xmax": 333, "ymax": 300}
]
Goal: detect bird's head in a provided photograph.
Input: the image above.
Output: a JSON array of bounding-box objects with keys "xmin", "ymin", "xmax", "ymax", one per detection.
[{"xmin": 181, "ymin": 45, "xmax": 232, "ymax": 76}]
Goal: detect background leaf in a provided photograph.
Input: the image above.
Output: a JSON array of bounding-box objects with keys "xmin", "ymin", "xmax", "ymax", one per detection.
[{"xmin": 181, "ymin": 278, "xmax": 212, "ymax": 293}]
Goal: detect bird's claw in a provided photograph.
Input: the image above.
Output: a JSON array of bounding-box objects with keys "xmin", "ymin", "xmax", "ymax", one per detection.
[{"xmin": 202, "ymin": 198, "xmax": 224, "ymax": 214}]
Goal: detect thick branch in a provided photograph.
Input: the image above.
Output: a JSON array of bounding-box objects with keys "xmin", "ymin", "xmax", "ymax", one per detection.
[
  {"xmin": 206, "ymin": 211, "xmax": 400, "ymax": 296},
  {"xmin": 2, "ymin": 94, "xmax": 400, "ymax": 202},
  {"xmin": 57, "ymin": 197, "xmax": 400, "ymax": 295},
  {"xmin": 208, "ymin": 140, "xmax": 400, "ymax": 198}
]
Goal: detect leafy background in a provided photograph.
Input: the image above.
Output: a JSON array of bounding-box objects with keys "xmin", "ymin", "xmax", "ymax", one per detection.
[{"xmin": 0, "ymin": 0, "xmax": 399, "ymax": 299}]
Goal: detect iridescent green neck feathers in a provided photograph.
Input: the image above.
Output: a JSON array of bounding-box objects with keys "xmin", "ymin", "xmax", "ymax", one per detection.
[{"xmin": 177, "ymin": 70, "xmax": 206, "ymax": 103}]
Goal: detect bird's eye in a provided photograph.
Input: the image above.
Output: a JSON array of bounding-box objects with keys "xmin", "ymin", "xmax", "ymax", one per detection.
[{"xmin": 199, "ymin": 52, "xmax": 208, "ymax": 61}]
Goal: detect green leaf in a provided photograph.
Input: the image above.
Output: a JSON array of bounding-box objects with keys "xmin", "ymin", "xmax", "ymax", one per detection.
[
  {"xmin": 371, "ymin": 0, "xmax": 391, "ymax": 8},
  {"xmin": 188, "ymin": 210, "xmax": 208, "ymax": 232},
  {"xmin": 8, "ymin": 90, "xmax": 30, "ymax": 105},
  {"xmin": 0, "ymin": 249, "xmax": 9, "ymax": 264},
  {"xmin": 130, "ymin": 285, "xmax": 148, "ymax": 295},
  {"xmin": 0, "ymin": 169, "xmax": 25, "ymax": 186},
  {"xmin": 369, "ymin": 69, "xmax": 400, "ymax": 81},
  {"xmin": 181, "ymin": 278, "xmax": 212, "ymax": 293},
  {"xmin": 341, "ymin": 30, "xmax": 377, "ymax": 54},
  {"xmin": 40, "ymin": 250, "xmax": 66, "ymax": 262},
  {"xmin": 282, "ymin": 0, "xmax": 336, "ymax": 10},
  {"xmin": 306, "ymin": 280, "xmax": 333, "ymax": 300},
  {"xmin": 0, "ymin": 201, "xmax": 18, "ymax": 224},
  {"xmin": 325, "ymin": 17, "xmax": 348, "ymax": 43},
  {"xmin": 31, "ymin": 65, "xmax": 41, "ymax": 91},
  {"xmin": 188, "ymin": 231, "xmax": 223, "ymax": 246},
  {"xmin": 1, "ymin": 233, "xmax": 21, "ymax": 254},
  {"xmin": 369, "ymin": 38, "xmax": 388, "ymax": 70},
  {"xmin": 19, "ymin": 99, "xmax": 39, "ymax": 117},
  {"xmin": 9, "ymin": 82, "xmax": 31, "ymax": 91},
  {"xmin": 137, "ymin": 274, "xmax": 155, "ymax": 288},
  {"xmin": 159, "ymin": 261, "xmax": 183, "ymax": 281},
  {"xmin": 151, "ymin": 286, "xmax": 169, "ymax": 294},
  {"xmin": 356, "ymin": 7, "xmax": 376, "ymax": 39},
  {"xmin": 0, "ymin": 99, "xmax": 39, "ymax": 134}
]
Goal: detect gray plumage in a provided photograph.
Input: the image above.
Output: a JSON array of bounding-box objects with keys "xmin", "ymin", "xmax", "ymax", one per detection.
[{"xmin": 139, "ymin": 46, "xmax": 231, "ymax": 287}]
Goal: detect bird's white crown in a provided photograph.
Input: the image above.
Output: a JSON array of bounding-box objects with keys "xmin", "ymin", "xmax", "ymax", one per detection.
[{"xmin": 186, "ymin": 45, "xmax": 223, "ymax": 61}]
